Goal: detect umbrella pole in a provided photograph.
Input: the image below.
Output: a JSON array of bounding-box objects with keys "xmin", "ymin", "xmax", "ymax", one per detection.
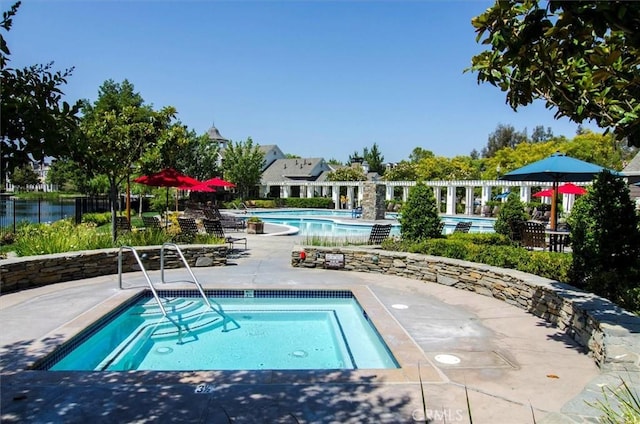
[
  {"xmin": 550, "ymin": 181, "xmax": 558, "ymax": 231},
  {"xmin": 165, "ymin": 187, "xmax": 169, "ymax": 228}
]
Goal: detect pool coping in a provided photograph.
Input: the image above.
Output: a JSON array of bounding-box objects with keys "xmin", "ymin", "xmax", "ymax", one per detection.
[{"xmin": 17, "ymin": 284, "xmax": 446, "ymax": 386}]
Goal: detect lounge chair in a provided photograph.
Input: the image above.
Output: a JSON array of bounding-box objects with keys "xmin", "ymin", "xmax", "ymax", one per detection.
[
  {"xmin": 177, "ymin": 217, "xmax": 201, "ymax": 236},
  {"xmin": 521, "ymin": 221, "xmax": 546, "ymax": 250},
  {"xmin": 453, "ymin": 221, "xmax": 472, "ymax": 233},
  {"xmin": 202, "ymin": 218, "xmax": 247, "ymax": 251},
  {"xmin": 368, "ymin": 223, "xmax": 392, "ymax": 245},
  {"xmin": 115, "ymin": 216, "xmax": 131, "ymax": 233},
  {"xmin": 142, "ymin": 215, "xmax": 164, "ymax": 230},
  {"xmin": 204, "ymin": 207, "xmax": 245, "ymax": 231}
]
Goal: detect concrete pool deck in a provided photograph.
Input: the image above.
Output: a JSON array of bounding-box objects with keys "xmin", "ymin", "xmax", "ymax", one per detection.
[{"xmin": 0, "ymin": 225, "xmax": 623, "ymax": 423}]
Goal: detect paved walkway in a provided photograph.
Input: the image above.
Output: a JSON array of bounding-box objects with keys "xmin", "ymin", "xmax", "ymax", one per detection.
[{"xmin": 0, "ymin": 225, "xmax": 611, "ymax": 423}]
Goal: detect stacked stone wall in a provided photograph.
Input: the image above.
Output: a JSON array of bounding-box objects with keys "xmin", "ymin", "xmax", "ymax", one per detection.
[
  {"xmin": 292, "ymin": 246, "xmax": 640, "ymax": 372},
  {"xmin": 1, "ymin": 245, "xmax": 227, "ymax": 293}
]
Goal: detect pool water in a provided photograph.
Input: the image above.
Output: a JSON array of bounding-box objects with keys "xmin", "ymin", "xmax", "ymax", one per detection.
[
  {"xmin": 42, "ymin": 290, "xmax": 399, "ymax": 371},
  {"xmin": 246, "ymin": 209, "xmax": 494, "ymax": 236}
]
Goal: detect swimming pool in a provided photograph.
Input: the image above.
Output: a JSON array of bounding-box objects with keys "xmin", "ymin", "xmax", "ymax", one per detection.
[
  {"xmin": 36, "ymin": 290, "xmax": 399, "ymax": 371},
  {"xmin": 246, "ymin": 209, "xmax": 494, "ymax": 236}
]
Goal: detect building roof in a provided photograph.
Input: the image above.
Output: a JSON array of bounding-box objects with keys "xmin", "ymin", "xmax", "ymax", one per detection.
[
  {"xmin": 622, "ymin": 151, "xmax": 640, "ymax": 176},
  {"xmin": 207, "ymin": 123, "xmax": 227, "ymax": 143},
  {"xmin": 261, "ymin": 158, "xmax": 329, "ymax": 182}
]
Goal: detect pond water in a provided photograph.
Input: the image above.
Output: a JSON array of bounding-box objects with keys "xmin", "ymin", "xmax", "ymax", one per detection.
[{"xmin": 0, "ymin": 196, "xmax": 75, "ymax": 229}]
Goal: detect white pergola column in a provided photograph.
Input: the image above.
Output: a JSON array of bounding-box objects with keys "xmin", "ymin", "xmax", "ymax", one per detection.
[
  {"xmin": 464, "ymin": 186, "xmax": 474, "ymax": 215},
  {"xmin": 386, "ymin": 185, "xmax": 393, "ymax": 201},
  {"xmin": 433, "ymin": 187, "xmax": 442, "ymax": 213},
  {"xmin": 481, "ymin": 185, "xmax": 492, "ymax": 206},
  {"xmin": 332, "ymin": 185, "xmax": 340, "ymax": 210},
  {"xmin": 446, "ymin": 185, "xmax": 456, "ymax": 215},
  {"xmin": 402, "ymin": 186, "xmax": 409, "ymax": 202},
  {"xmin": 563, "ymin": 194, "xmax": 575, "ymax": 214},
  {"xmin": 520, "ymin": 185, "xmax": 531, "ymax": 204},
  {"xmin": 347, "ymin": 186, "xmax": 355, "ymax": 209}
]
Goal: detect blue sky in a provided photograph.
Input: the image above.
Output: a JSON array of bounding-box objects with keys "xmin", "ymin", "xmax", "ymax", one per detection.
[{"xmin": 7, "ymin": 0, "xmax": 598, "ymax": 163}]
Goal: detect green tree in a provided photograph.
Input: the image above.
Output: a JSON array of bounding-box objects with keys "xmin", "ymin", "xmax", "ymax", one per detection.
[
  {"xmin": 531, "ymin": 125, "xmax": 554, "ymax": 143},
  {"xmin": 383, "ymin": 161, "xmax": 418, "ymax": 181},
  {"xmin": 46, "ymin": 158, "xmax": 88, "ymax": 193},
  {"xmin": 493, "ymin": 193, "xmax": 528, "ymax": 241},
  {"xmin": 469, "ymin": 1, "xmax": 640, "ymax": 147},
  {"xmin": 0, "ymin": 2, "xmax": 81, "ymax": 189},
  {"xmin": 10, "ymin": 164, "xmax": 39, "ymax": 191},
  {"xmin": 481, "ymin": 124, "xmax": 527, "ymax": 158},
  {"xmin": 71, "ymin": 79, "xmax": 177, "ymax": 241},
  {"xmin": 222, "ymin": 137, "xmax": 264, "ymax": 199},
  {"xmin": 408, "ymin": 147, "xmax": 434, "ymax": 163},
  {"xmin": 363, "ymin": 142, "xmax": 385, "ymax": 175},
  {"xmin": 175, "ymin": 131, "xmax": 219, "ymax": 181},
  {"xmin": 399, "ymin": 182, "xmax": 442, "ymax": 242},
  {"xmin": 326, "ymin": 166, "xmax": 367, "ymax": 182},
  {"xmin": 568, "ymin": 171, "xmax": 640, "ymax": 311}
]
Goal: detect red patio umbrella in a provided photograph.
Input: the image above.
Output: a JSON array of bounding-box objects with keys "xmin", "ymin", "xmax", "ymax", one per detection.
[
  {"xmin": 134, "ymin": 168, "xmax": 202, "ymax": 224},
  {"xmin": 202, "ymin": 176, "xmax": 236, "ymax": 188},
  {"xmin": 557, "ymin": 183, "xmax": 588, "ymax": 195},
  {"xmin": 533, "ymin": 183, "xmax": 587, "ymax": 197},
  {"xmin": 178, "ymin": 182, "xmax": 216, "ymax": 192},
  {"xmin": 133, "ymin": 168, "xmax": 201, "ymax": 188},
  {"xmin": 533, "ymin": 188, "xmax": 554, "ymax": 198}
]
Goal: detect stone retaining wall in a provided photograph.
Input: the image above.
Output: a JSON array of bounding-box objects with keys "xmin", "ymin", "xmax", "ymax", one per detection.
[
  {"xmin": 1, "ymin": 245, "xmax": 227, "ymax": 294},
  {"xmin": 292, "ymin": 246, "xmax": 640, "ymax": 372}
]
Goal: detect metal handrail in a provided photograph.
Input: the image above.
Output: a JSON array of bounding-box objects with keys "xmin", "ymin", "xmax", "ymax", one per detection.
[
  {"xmin": 118, "ymin": 246, "xmax": 167, "ymax": 316},
  {"xmin": 160, "ymin": 242, "xmax": 212, "ymax": 309}
]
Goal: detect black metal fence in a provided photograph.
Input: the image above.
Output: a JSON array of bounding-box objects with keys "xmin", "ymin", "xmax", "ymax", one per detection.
[{"xmin": 0, "ymin": 195, "xmax": 110, "ymax": 234}]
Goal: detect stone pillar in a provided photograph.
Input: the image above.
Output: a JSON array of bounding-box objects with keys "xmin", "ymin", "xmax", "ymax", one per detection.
[{"xmin": 362, "ymin": 182, "xmax": 386, "ymax": 220}]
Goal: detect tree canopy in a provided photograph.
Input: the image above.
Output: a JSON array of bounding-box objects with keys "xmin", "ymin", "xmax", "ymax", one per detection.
[
  {"xmin": 222, "ymin": 137, "xmax": 265, "ymax": 199},
  {"xmin": 0, "ymin": 2, "xmax": 80, "ymax": 187},
  {"xmin": 470, "ymin": 1, "xmax": 640, "ymax": 147},
  {"xmin": 71, "ymin": 79, "xmax": 179, "ymax": 240}
]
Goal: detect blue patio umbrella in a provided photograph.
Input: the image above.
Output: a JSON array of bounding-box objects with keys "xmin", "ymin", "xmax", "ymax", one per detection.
[
  {"xmin": 499, "ymin": 152, "xmax": 619, "ymax": 229},
  {"xmin": 493, "ymin": 191, "xmax": 511, "ymax": 200}
]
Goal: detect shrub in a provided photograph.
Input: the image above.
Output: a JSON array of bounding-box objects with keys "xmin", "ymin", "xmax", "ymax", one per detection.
[
  {"xmin": 493, "ymin": 193, "xmax": 528, "ymax": 241},
  {"xmin": 13, "ymin": 220, "xmax": 113, "ymax": 256},
  {"xmin": 282, "ymin": 197, "xmax": 333, "ymax": 209},
  {"xmin": 448, "ymin": 232, "xmax": 513, "ymax": 246},
  {"xmin": 82, "ymin": 212, "xmax": 112, "ymax": 226},
  {"xmin": 568, "ymin": 170, "xmax": 640, "ymax": 310},
  {"xmin": 381, "ymin": 235, "xmax": 571, "ymax": 283},
  {"xmin": 399, "ymin": 182, "xmax": 442, "ymax": 241}
]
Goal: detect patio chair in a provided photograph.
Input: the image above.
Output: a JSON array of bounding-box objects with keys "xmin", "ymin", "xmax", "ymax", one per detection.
[
  {"xmin": 481, "ymin": 205, "xmax": 493, "ymax": 217},
  {"xmin": 521, "ymin": 221, "xmax": 546, "ymax": 250},
  {"xmin": 142, "ymin": 215, "xmax": 164, "ymax": 231},
  {"xmin": 115, "ymin": 216, "xmax": 131, "ymax": 233},
  {"xmin": 368, "ymin": 223, "xmax": 392, "ymax": 245},
  {"xmin": 203, "ymin": 218, "xmax": 247, "ymax": 251},
  {"xmin": 177, "ymin": 217, "xmax": 201, "ymax": 236},
  {"xmin": 351, "ymin": 206, "xmax": 363, "ymax": 218},
  {"xmin": 453, "ymin": 221, "xmax": 472, "ymax": 233}
]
